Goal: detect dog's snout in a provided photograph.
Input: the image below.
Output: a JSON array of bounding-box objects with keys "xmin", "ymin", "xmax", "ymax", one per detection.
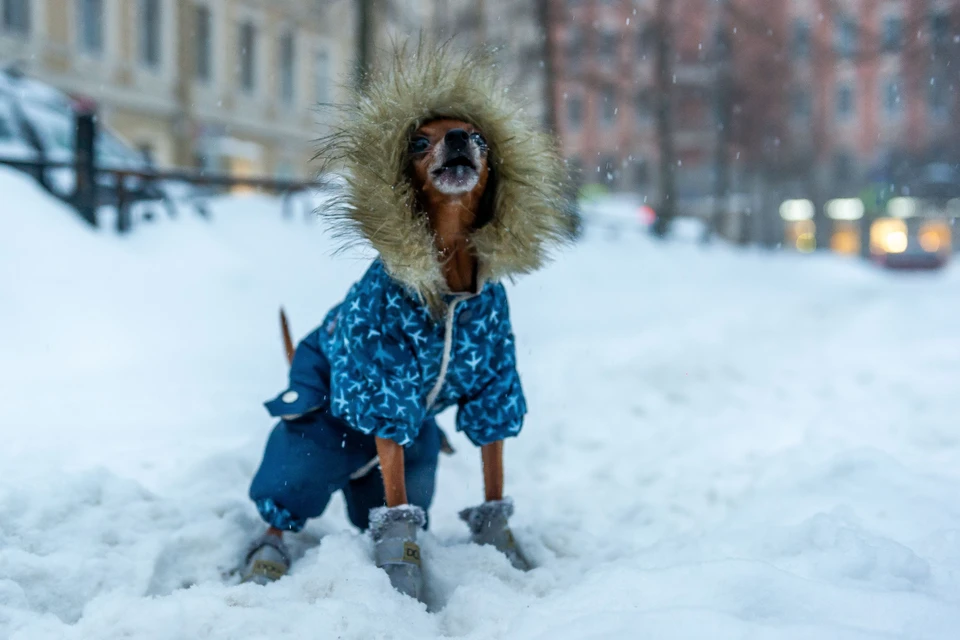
[{"xmin": 444, "ymin": 129, "xmax": 470, "ymax": 152}]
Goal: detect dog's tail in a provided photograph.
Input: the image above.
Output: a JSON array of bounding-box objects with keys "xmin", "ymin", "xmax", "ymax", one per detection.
[{"xmin": 279, "ymin": 307, "xmax": 295, "ymax": 366}]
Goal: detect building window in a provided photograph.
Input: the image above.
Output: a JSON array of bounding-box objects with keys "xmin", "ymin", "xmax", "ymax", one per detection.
[
  {"xmin": 315, "ymin": 49, "xmax": 330, "ymax": 104},
  {"xmin": 791, "ymin": 87, "xmax": 811, "ymax": 118},
  {"xmin": 883, "ymin": 79, "xmax": 902, "ymax": 116},
  {"xmin": 239, "ymin": 20, "xmax": 256, "ymax": 93},
  {"xmin": 599, "ymin": 30, "xmax": 617, "ymax": 64},
  {"xmin": 931, "ymin": 12, "xmax": 950, "ymax": 49},
  {"xmin": 929, "ymin": 78, "xmax": 949, "ymax": 116},
  {"xmin": 2, "ymin": 0, "xmax": 30, "ymax": 35},
  {"xmin": 567, "ymin": 26, "xmax": 583, "ymax": 71},
  {"xmin": 633, "ymin": 158, "xmax": 649, "ymax": 187},
  {"xmin": 792, "ymin": 20, "xmax": 810, "ymax": 59},
  {"xmin": 279, "ymin": 30, "xmax": 295, "ymax": 105},
  {"xmin": 836, "ymin": 16, "xmax": 857, "ymax": 59},
  {"xmin": 77, "ymin": 0, "xmax": 104, "ymax": 54},
  {"xmin": 601, "ymin": 86, "xmax": 616, "ymax": 127},
  {"xmin": 139, "ymin": 0, "xmax": 161, "ymax": 68},
  {"xmin": 836, "ymin": 83, "xmax": 855, "ymax": 119},
  {"xmin": 195, "ymin": 5, "xmax": 211, "ymax": 81},
  {"xmin": 636, "ymin": 93, "xmax": 652, "ymax": 124},
  {"xmin": 881, "ymin": 16, "xmax": 902, "ymax": 53},
  {"xmin": 834, "ymin": 152, "xmax": 854, "ymax": 183},
  {"xmin": 637, "ymin": 24, "xmax": 654, "ymax": 59},
  {"xmin": 567, "ymin": 95, "xmax": 582, "ymax": 129}
]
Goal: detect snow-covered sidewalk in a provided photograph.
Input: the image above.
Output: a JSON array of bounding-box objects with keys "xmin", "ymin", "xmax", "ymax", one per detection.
[{"xmin": 2, "ymin": 166, "xmax": 959, "ymax": 639}]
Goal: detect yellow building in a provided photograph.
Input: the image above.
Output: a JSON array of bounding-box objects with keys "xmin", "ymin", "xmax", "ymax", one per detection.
[{"xmin": 0, "ymin": 0, "xmax": 362, "ymax": 178}]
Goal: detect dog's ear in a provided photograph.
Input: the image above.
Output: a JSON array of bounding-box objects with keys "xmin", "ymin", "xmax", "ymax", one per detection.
[{"xmin": 474, "ymin": 162, "xmax": 497, "ymax": 229}]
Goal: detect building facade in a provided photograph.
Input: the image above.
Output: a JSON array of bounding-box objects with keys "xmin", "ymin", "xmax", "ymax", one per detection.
[
  {"xmin": 552, "ymin": 0, "xmax": 721, "ymax": 197},
  {"xmin": 787, "ymin": 0, "xmax": 960, "ymax": 190},
  {"xmin": 551, "ymin": 0, "xmax": 960, "ymax": 207},
  {"xmin": 431, "ymin": 0, "xmax": 546, "ymax": 122},
  {"xmin": 0, "ymin": 0, "xmax": 358, "ymax": 178}
]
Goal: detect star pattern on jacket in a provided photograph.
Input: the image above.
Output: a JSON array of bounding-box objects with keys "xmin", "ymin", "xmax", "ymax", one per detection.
[{"xmin": 297, "ymin": 261, "xmax": 528, "ymax": 447}]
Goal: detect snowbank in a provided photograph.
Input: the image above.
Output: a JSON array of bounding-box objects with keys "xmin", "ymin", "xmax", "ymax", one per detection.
[{"xmin": 2, "ymin": 165, "xmax": 959, "ymax": 639}]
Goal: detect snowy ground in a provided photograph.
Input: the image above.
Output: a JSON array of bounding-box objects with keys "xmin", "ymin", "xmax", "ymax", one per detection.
[{"xmin": 2, "ymin": 165, "xmax": 959, "ymax": 639}]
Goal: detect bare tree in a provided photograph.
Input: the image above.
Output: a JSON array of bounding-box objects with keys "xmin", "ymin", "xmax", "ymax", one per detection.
[
  {"xmin": 652, "ymin": 0, "xmax": 677, "ymax": 238},
  {"xmin": 355, "ymin": 0, "xmax": 376, "ymax": 91},
  {"xmin": 535, "ymin": 0, "xmax": 560, "ymax": 134},
  {"xmin": 708, "ymin": 0, "xmax": 733, "ymax": 243}
]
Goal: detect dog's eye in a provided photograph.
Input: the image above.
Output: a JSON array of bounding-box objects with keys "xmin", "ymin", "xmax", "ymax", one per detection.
[
  {"xmin": 409, "ymin": 136, "xmax": 430, "ymax": 154},
  {"xmin": 470, "ymin": 132, "xmax": 487, "ymax": 150}
]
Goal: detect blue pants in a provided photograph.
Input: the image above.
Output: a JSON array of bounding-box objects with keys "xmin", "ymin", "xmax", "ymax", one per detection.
[{"xmin": 249, "ymin": 411, "xmax": 441, "ymax": 532}]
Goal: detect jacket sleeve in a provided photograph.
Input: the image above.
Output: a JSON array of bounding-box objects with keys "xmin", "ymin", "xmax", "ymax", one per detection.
[
  {"xmin": 456, "ymin": 291, "xmax": 527, "ymax": 447},
  {"xmin": 328, "ymin": 287, "xmax": 425, "ymax": 446}
]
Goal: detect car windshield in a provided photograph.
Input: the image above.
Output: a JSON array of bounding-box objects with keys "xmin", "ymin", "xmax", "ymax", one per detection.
[
  {"xmin": 18, "ymin": 102, "xmax": 73, "ymax": 159},
  {"xmin": 18, "ymin": 100, "xmax": 142, "ymax": 168},
  {"xmin": 0, "ymin": 97, "xmax": 17, "ymax": 142}
]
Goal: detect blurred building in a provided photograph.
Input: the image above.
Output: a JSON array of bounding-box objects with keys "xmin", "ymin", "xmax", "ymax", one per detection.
[
  {"xmin": 785, "ymin": 0, "xmax": 960, "ymax": 190},
  {"xmin": 0, "ymin": 0, "xmax": 361, "ymax": 177},
  {"xmin": 551, "ymin": 0, "xmax": 960, "ymax": 212},
  {"xmin": 430, "ymin": 0, "xmax": 546, "ymax": 123},
  {"xmin": 553, "ymin": 0, "xmax": 721, "ymax": 197}
]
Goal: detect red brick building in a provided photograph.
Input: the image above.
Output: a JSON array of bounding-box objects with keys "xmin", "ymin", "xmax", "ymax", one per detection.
[
  {"xmin": 552, "ymin": 0, "xmax": 960, "ymax": 205},
  {"xmin": 553, "ymin": 0, "xmax": 722, "ymax": 197},
  {"xmin": 788, "ymin": 0, "xmax": 960, "ymax": 189}
]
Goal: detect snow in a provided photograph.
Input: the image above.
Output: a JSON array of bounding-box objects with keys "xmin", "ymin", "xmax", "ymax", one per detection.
[{"xmin": 2, "ymin": 164, "xmax": 960, "ymax": 639}]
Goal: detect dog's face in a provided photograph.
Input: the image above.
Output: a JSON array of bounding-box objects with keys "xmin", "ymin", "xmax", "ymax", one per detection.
[{"xmin": 408, "ymin": 119, "xmax": 490, "ymax": 199}]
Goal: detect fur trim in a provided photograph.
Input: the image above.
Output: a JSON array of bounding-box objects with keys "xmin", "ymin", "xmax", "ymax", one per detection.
[
  {"xmin": 315, "ymin": 42, "xmax": 577, "ymax": 314},
  {"xmin": 369, "ymin": 505, "xmax": 427, "ymax": 540},
  {"xmin": 458, "ymin": 498, "xmax": 514, "ymax": 535}
]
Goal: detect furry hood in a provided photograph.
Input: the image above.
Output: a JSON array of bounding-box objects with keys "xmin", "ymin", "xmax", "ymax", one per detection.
[{"xmin": 316, "ymin": 43, "xmax": 577, "ymax": 312}]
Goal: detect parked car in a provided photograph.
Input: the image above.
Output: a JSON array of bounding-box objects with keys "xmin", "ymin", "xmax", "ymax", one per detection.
[
  {"xmin": 0, "ymin": 66, "xmax": 161, "ymax": 197},
  {"xmin": 871, "ymin": 214, "xmax": 951, "ymax": 270}
]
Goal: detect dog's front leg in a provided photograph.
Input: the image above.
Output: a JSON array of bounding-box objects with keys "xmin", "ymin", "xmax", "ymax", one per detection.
[
  {"xmin": 460, "ymin": 440, "xmax": 532, "ymax": 570},
  {"xmin": 376, "ymin": 437, "xmax": 408, "ymax": 506},
  {"xmin": 370, "ymin": 437, "xmax": 425, "ymax": 600},
  {"xmin": 481, "ymin": 440, "xmax": 504, "ymax": 501}
]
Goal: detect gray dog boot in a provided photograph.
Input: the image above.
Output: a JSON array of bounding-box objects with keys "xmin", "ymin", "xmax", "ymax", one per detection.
[
  {"xmin": 241, "ymin": 532, "xmax": 291, "ymax": 585},
  {"xmin": 369, "ymin": 505, "xmax": 426, "ymax": 600},
  {"xmin": 459, "ymin": 498, "xmax": 531, "ymax": 571}
]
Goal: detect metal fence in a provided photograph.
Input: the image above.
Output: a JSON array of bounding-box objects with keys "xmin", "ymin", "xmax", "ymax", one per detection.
[{"xmin": 0, "ymin": 108, "xmax": 322, "ymax": 234}]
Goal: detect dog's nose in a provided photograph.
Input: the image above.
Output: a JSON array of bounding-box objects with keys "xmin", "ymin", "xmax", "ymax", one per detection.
[{"xmin": 444, "ymin": 129, "xmax": 470, "ymax": 152}]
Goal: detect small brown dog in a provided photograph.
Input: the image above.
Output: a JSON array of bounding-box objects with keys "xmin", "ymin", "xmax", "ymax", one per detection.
[
  {"xmin": 264, "ymin": 120, "xmax": 509, "ymax": 584},
  {"xmin": 245, "ymin": 45, "xmax": 573, "ymax": 598},
  {"xmin": 376, "ymin": 118, "xmax": 504, "ymax": 513}
]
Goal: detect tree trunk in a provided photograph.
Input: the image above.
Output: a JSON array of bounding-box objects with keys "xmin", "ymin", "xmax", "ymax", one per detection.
[
  {"xmin": 708, "ymin": 0, "xmax": 732, "ymax": 243},
  {"xmin": 476, "ymin": 0, "xmax": 487, "ymax": 45},
  {"xmin": 173, "ymin": 0, "xmax": 196, "ymax": 167},
  {"xmin": 356, "ymin": 0, "xmax": 376, "ymax": 91},
  {"xmin": 535, "ymin": 0, "xmax": 560, "ymax": 135},
  {"xmin": 652, "ymin": 0, "xmax": 676, "ymax": 238}
]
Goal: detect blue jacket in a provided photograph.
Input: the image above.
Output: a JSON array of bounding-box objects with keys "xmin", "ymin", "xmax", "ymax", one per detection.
[{"xmin": 264, "ymin": 260, "xmax": 526, "ymax": 447}]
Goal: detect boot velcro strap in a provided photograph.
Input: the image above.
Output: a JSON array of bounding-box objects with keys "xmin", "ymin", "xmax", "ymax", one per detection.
[
  {"xmin": 375, "ymin": 539, "xmax": 422, "ymax": 568},
  {"xmin": 247, "ymin": 559, "xmax": 287, "ymax": 582}
]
